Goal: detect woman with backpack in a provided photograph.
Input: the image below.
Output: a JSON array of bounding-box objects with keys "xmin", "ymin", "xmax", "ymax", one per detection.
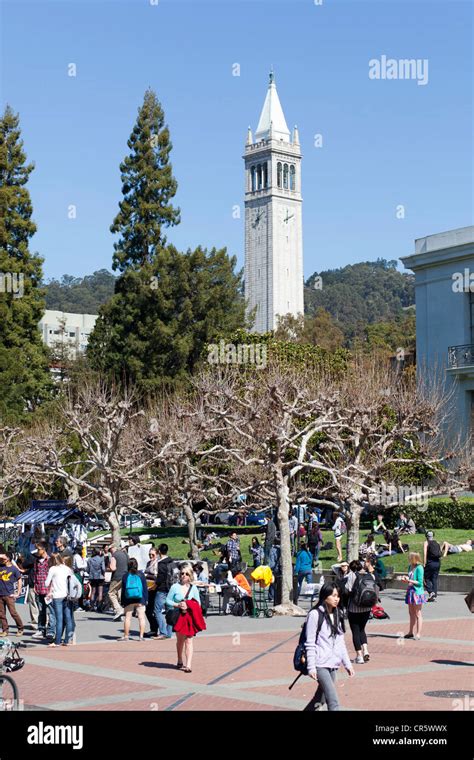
[
  {"xmin": 303, "ymin": 582, "xmax": 354, "ymax": 711},
  {"xmin": 166, "ymin": 562, "xmax": 206, "ymax": 673},
  {"xmin": 423, "ymin": 531, "xmax": 441, "ymax": 602},
  {"xmin": 117, "ymin": 557, "xmax": 148, "ymax": 641},
  {"xmin": 308, "ymin": 523, "xmax": 323, "ymax": 567},
  {"xmin": 402, "ymin": 552, "xmax": 428, "ymax": 639},
  {"xmin": 345, "ymin": 557, "xmax": 378, "ymax": 664},
  {"xmin": 295, "ymin": 542, "xmax": 313, "ymax": 603}
]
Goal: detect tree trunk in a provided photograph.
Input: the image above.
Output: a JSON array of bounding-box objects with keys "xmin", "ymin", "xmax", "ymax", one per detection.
[
  {"xmin": 108, "ymin": 512, "xmax": 121, "ymax": 548},
  {"xmin": 346, "ymin": 503, "xmax": 362, "ymax": 562},
  {"xmin": 183, "ymin": 502, "xmax": 199, "ymax": 559},
  {"xmin": 274, "ymin": 465, "xmax": 294, "ymax": 608}
]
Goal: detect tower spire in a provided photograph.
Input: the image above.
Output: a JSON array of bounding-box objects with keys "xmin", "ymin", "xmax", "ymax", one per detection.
[{"xmin": 255, "ymin": 71, "xmax": 290, "ymax": 142}]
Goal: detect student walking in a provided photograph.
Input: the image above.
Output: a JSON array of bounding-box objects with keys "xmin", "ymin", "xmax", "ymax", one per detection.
[
  {"xmin": 154, "ymin": 544, "xmax": 174, "ymax": 640},
  {"xmin": 45, "ymin": 553, "xmax": 74, "ymax": 647},
  {"xmin": 166, "ymin": 562, "xmax": 206, "ymax": 673},
  {"xmin": 87, "ymin": 548, "xmax": 106, "ymax": 611},
  {"xmin": 295, "ymin": 543, "xmax": 313, "ymax": 602},
  {"xmin": 402, "ymin": 552, "xmax": 428, "ymax": 639},
  {"xmin": 345, "ymin": 557, "xmax": 378, "ymax": 663},
  {"xmin": 0, "ymin": 550, "xmax": 24, "ymax": 637},
  {"xmin": 108, "ymin": 544, "xmax": 129, "ymax": 621},
  {"xmin": 117, "ymin": 558, "xmax": 148, "ymax": 641},
  {"xmin": 423, "ymin": 531, "xmax": 442, "ymax": 602},
  {"xmin": 303, "ymin": 582, "xmax": 354, "ymax": 711},
  {"xmin": 144, "ymin": 547, "xmax": 159, "ymax": 637},
  {"xmin": 332, "ymin": 511, "xmax": 345, "ymax": 563}
]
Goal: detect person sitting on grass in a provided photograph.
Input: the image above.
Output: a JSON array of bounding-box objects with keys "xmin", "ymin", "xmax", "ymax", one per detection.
[
  {"xmin": 359, "ymin": 534, "xmax": 376, "ymax": 561},
  {"xmin": 372, "ymin": 513, "xmax": 387, "ymax": 535},
  {"xmin": 440, "ymin": 539, "xmax": 472, "ymax": 557},
  {"xmin": 377, "ymin": 529, "xmax": 405, "ymax": 557}
]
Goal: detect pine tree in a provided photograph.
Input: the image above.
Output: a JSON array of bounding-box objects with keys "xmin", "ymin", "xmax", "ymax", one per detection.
[
  {"xmin": 0, "ymin": 105, "xmax": 52, "ymax": 422},
  {"xmin": 88, "ymin": 246, "xmax": 246, "ymax": 392},
  {"xmin": 111, "ymin": 89, "xmax": 180, "ymax": 272}
]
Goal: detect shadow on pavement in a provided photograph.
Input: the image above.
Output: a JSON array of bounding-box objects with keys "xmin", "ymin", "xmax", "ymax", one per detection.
[
  {"xmin": 139, "ymin": 661, "xmax": 178, "ymax": 670},
  {"xmin": 431, "ymin": 659, "xmax": 474, "ymax": 667}
]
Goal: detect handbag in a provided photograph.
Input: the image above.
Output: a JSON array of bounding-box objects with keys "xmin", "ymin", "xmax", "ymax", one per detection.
[{"xmin": 165, "ymin": 585, "xmax": 192, "ymax": 628}]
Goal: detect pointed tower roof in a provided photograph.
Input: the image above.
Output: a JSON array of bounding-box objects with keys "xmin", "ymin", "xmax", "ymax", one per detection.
[{"xmin": 255, "ymin": 71, "xmax": 290, "ymax": 142}]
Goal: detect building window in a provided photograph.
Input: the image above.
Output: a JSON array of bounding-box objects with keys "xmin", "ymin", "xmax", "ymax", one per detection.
[
  {"xmin": 256, "ymin": 164, "xmax": 263, "ymax": 190},
  {"xmin": 290, "ymin": 165, "xmax": 296, "ymax": 190},
  {"xmin": 263, "ymin": 162, "xmax": 268, "ymax": 188},
  {"xmin": 277, "ymin": 162, "xmax": 282, "ymax": 188},
  {"xmin": 251, "ymin": 166, "xmax": 256, "ymax": 192},
  {"xmin": 283, "ymin": 164, "xmax": 289, "ymax": 189}
]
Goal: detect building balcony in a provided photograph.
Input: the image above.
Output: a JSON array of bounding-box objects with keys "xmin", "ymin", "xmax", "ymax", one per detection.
[{"xmin": 447, "ymin": 344, "xmax": 474, "ymax": 374}]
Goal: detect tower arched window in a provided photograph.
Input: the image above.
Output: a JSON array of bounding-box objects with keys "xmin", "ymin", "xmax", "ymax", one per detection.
[
  {"xmin": 277, "ymin": 162, "xmax": 282, "ymax": 188},
  {"xmin": 257, "ymin": 164, "xmax": 263, "ymax": 190},
  {"xmin": 263, "ymin": 162, "xmax": 268, "ymax": 188},
  {"xmin": 290, "ymin": 165, "xmax": 296, "ymax": 191},
  {"xmin": 251, "ymin": 166, "xmax": 256, "ymax": 192},
  {"xmin": 283, "ymin": 164, "xmax": 289, "ymax": 189}
]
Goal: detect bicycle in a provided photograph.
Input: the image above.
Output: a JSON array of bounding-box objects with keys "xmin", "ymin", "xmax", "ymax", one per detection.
[{"xmin": 0, "ymin": 638, "xmax": 26, "ymax": 711}]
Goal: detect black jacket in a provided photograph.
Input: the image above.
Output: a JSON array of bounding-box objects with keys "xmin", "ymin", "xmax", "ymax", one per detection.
[{"xmin": 156, "ymin": 556, "xmax": 174, "ymax": 593}]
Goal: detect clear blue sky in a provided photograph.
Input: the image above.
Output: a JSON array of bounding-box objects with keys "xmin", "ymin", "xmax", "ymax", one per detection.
[{"xmin": 1, "ymin": 0, "xmax": 472, "ymax": 281}]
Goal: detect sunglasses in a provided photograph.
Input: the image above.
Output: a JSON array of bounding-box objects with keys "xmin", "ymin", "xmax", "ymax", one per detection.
[{"xmin": 180, "ymin": 572, "xmax": 190, "ymax": 576}]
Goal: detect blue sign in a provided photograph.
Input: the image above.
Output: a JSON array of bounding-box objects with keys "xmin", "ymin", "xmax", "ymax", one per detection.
[{"xmin": 31, "ymin": 500, "xmax": 70, "ymax": 509}]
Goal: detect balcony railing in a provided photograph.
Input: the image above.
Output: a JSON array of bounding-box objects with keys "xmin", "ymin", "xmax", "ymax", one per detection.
[{"xmin": 447, "ymin": 344, "xmax": 474, "ymax": 369}]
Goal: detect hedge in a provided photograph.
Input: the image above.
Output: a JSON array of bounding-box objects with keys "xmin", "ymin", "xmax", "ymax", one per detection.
[{"xmin": 403, "ymin": 497, "xmax": 474, "ymax": 530}]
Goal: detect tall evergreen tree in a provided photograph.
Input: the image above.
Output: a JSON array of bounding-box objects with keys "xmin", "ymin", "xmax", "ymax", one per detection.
[
  {"xmin": 0, "ymin": 105, "xmax": 52, "ymax": 422},
  {"xmin": 111, "ymin": 88, "xmax": 180, "ymax": 272},
  {"xmin": 88, "ymin": 245, "xmax": 246, "ymax": 392}
]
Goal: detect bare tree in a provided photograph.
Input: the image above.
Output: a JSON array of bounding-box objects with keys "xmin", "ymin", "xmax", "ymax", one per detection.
[{"xmin": 19, "ymin": 383, "xmax": 171, "ymax": 546}]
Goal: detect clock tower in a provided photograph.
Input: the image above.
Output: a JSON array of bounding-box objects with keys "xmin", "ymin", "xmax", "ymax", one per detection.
[{"xmin": 244, "ymin": 72, "xmax": 304, "ymax": 333}]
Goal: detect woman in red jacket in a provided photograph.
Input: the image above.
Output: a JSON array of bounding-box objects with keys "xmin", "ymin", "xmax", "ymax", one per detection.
[{"xmin": 166, "ymin": 563, "xmax": 206, "ymax": 673}]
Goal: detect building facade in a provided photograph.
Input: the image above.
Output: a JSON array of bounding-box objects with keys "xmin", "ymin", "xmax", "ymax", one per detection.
[
  {"xmin": 39, "ymin": 310, "xmax": 97, "ymax": 359},
  {"xmin": 244, "ymin": 73, "xmax": 304, "ymax": 333},
  {"xmin": 401, "ymin": 226, "xmax": 474, "ymax": 448}
]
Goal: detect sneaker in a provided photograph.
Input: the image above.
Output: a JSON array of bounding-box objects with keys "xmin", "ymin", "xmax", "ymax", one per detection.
[
  {"xmin": 116, "ymin": 636, "xmax": 129, "ymax": 641},
  {"xmin": 14, "ymin": 630, "xmax": 24, "ymax": 637},
  {"xmin": 32, "ymin": 631, "xmax": 45, "ymax": 639},
  {"xmin": 363, "ymin": 651, "xmax": 370, "ymax": 662},
  {"xmin": 404, "ymin": 633, "xmax": 414, "ymax": 639},
  {"xmin": 113, "ymin": 612, "xmax": 124, "ymax": 621},
  {"xmin": 355, "ymin": 655, "xmax": 364, "ymax": 664}
]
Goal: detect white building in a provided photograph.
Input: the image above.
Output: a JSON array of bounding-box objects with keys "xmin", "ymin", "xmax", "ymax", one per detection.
[
  {"xmin": 244, "ymin": 72, "xmax": 304, "ymax": 333},
  {"xmin": 39, "ymin": 310, "xmax": 97, "ymax": 359}
]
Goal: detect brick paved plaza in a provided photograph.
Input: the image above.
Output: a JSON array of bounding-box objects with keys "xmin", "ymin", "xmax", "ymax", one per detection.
[{"xmin": 10, "ymin": 591, "xmax": 474, "ymax": 712}]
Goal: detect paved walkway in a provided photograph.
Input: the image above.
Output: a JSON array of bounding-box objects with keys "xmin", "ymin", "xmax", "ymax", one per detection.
[{"xmin": 8, "ymin": 591, "xmax": 474, "ymax": 711}]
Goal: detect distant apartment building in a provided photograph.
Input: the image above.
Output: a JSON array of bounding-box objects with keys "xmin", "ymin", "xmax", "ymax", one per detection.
[
  {"xmin": 39, "ymin": 310, "xmax": 98, "ymax": 361},
  {"xmin": 401, "ymin": 225, "xmax": 474, "ymax": 448}
]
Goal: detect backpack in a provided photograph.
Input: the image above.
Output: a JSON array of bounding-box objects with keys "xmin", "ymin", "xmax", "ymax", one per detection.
[
  {"xmin": 351, "ymin": 573, "xmax": 378, "ymax": 608},
  {"xmin": 371, "ymin": 604, "xmax": 390, "ymax": 620},
  {"xmin": 231, "ymin": 599, "xmax": 244, "ymax": 617},
  {"xmin": 428, "ymin": 540, "xmax": 441, "ymax": 559},
  {"xmin": 293, "ymin": 608, "xmax": 325, "ymax": 675},
  {"xmin": 124, "ymin": 573, "xmax": 143, "ymax": 603},
  {"xmin": 165, "ymin": 561, "xmax": 178, "ymax": 592},
  {"xmin": 67, "ymin": 574, "xmax": 82, "ymax": 606}
]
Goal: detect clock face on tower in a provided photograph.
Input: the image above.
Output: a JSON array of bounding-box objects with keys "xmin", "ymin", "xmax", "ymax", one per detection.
[
  {"xmin": 252, "ymin": 207, "xmax": 266, "ymax": 228},
  {"xmin": 279, "ymin": 207, "xmax": 295, "ymax": 226}
]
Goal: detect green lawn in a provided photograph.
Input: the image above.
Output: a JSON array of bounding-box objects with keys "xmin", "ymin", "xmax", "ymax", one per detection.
[{"xmin": 89, "ymin": 525, "xmax": 473, "ymax": 575}]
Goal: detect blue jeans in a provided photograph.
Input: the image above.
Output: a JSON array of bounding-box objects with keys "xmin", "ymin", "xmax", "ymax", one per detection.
[
  {"xmin": 154, "ymin": 591, "xmax": 172, "ymax": 638},
  {"xmin": 51, "ymin": 598, "xmax": 73, "ymax": 645}
]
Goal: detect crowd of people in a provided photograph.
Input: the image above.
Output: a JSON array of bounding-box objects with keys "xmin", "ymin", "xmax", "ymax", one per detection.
[{"xmin": 1, "ymin": 510, "xmax": 471, "ymax": 708}]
